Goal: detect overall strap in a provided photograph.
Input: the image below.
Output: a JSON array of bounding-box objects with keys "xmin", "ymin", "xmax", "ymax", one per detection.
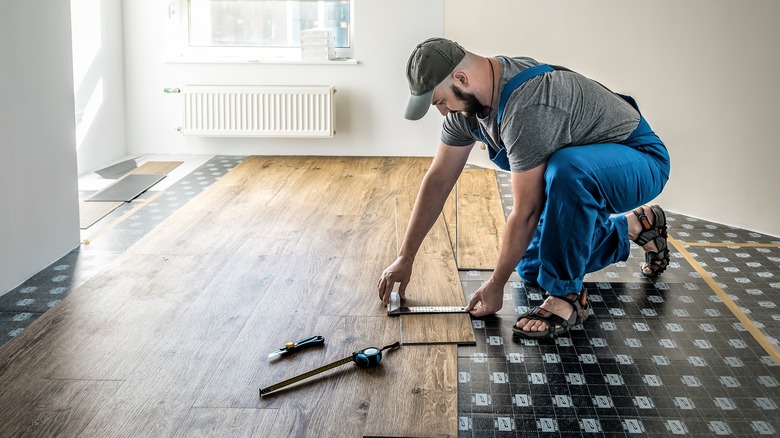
[{"xmin": 497, "ymin": 64, "xmax": 554, "ymax": 125}]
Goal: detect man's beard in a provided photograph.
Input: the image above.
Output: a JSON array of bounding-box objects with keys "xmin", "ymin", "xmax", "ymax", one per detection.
[{"xmin": 451, "ymin": 84, "xmax": 488, "ymax": 118}]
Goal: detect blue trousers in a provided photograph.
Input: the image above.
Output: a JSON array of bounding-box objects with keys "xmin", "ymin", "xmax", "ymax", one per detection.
[{"xmin": 516, "ymin": 106, "xmax": 670, "ymax": 296}]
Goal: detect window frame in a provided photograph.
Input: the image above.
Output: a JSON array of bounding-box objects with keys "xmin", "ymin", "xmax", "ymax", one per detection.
[{"xmin": 166, "ymin": 0, "xmax": 355, "ymax": 63}]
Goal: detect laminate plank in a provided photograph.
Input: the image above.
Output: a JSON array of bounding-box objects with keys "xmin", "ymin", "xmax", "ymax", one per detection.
[
  {"xmin": 401, "ymin": 313, "xmax": 475, "ymax": 345},
  {"xmin": 0, "ymin": 157, "xmax": 468, "ymax": 438},
  {"xmin": 48, "ymin": 252, "xmax": 237, "ymax": 380},
  {"xmin": 394, "ymin": 194, "xmax": 463, "ymax": 305},
  {"xmin": 261, "ymin": 316, "xmax": 402, "ymax": 437},
  {"xmin": 363, "ymin": 344, "xmax": 458, "ymax": 438},
  {"xmin": 77, "ymin": 237, "xmax": 293, "ymax": 436},
  {"xmin": 0, "ymin": 378, "xmax": 122, "ymax": 438},
  {"xmin": 321, "ymin": 188, "xmax": 398, "ymax": 317},
  {"xmin": 173, "ymin": 407, "xmax": 278, "ymax": 438},
  {"xmin": 79, "ymin": 200, "xmax": 123, "ymax": 229},
  {"xmin": 0, "ymin": 254, "xmax": 171, "ymax": 383},
  {"xmin": 443, "ymin": 186, "xmax": 457, "ymax": 261},
  {"xmin": 393, "ymin": 193, "xmax": 476, "ymax": 346},
  {"xmin": 453, "ymin": 168, "xmax": 505, "ymax": 270},
  {"xmin": 129, "ymin": 160, "xmax": 182, "ymax": 175}
]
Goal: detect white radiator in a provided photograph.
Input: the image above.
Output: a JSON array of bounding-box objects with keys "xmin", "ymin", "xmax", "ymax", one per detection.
[{"xmin": 181, "ymin": 85, "xmax": 335, "ymax": 138}]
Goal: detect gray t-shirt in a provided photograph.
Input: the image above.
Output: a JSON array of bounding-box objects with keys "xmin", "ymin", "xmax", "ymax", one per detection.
[{"xmin": 441, "ymin": 56, "xmax": 641, "ymax": 172}]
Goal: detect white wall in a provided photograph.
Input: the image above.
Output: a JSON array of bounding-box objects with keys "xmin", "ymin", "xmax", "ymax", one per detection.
[
  {"xmin": 72, "ymin": 0, "xmax": 127, "ymax": 175},
  {"xmin": 0, "ymin": 2, "xmax": 80, "ymax": 294},
  {"xmin": 122, "ymin": 0, "xmax": 448, "ymax": 159},
  {"xmin": 122, "ymin": 1, "xmax": 779, "ymax": 236},
  {"xmin": 445, "ymin": 0, "xmax": 780, "ymax": 237}
]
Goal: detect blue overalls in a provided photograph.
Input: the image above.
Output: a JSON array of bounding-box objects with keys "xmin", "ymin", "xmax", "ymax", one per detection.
[{"xmin": 473, "ymin": 64, "xmax": 671, "ymax": 296}]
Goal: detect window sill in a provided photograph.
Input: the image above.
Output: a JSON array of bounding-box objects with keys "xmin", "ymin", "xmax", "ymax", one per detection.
[{"xmin": 164, "ymin": 56, "xmax": 358, "ymax": 65}]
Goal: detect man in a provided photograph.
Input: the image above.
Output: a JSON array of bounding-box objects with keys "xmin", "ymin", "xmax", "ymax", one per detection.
[{"xmin": 376, "ymin": 37, "xmax": 671, "ymax": 339}]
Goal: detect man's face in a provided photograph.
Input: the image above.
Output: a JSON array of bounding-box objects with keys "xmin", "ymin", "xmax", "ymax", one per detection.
[{"xmin": 432, "ymin": 83, "xmax": 485, "ymax": 118}]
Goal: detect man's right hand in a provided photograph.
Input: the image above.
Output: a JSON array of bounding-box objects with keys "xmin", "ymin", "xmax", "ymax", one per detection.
[{"xmin": 377, "ymin": 256, "xmax": 413, "ymax": 304}]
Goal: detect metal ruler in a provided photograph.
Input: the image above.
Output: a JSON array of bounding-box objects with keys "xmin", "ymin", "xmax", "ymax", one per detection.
[{"xmin": 387, "ymin": 305, "xmax": 468, "ymax": 316}]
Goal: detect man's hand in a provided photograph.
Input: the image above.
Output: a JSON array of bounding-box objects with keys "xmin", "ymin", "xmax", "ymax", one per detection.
[
  {"xmin": 377, "ymin": 256, "xmax": 413, "ymax": 304},
  {"xmin": 466, "ymin": 278, "xmax": 504, "ymax": 317}
]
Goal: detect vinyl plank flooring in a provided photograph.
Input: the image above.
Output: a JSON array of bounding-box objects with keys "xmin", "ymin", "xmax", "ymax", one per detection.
[
  {"xmin": 79, "ymin": 200, "xmax": 123, "ymax": 229},
  {"xmin": 401, "ymin": 313, "xmax": 475, "ymax": 345},
  {"xmin": 48, "ymin": 252, "xmax": 236, "ymax": 380},
  {"xmin": 0, "ymin": 254, "xmax": 171, "ymax": 383},
  {"xmin": 129, "ymin": 161, "xmax": 182, "ymax": 175},
  {"xmin": 363, "ymin": 344, "xmax": 458, "ymax": 438},
  {"xmin": 0, "ymin": 156, "xmax": 469, "ymax": 438},
  {"xmin": 394, "ymin": 193, "xmax": 476, "ymax": 346},
  {"xmin": 0, "ymin": 378, "xmax": 122, "ymax": 438},
  {"xmin": 261, "ymin": 317, "xmax": 402, "ymax": 437},
  {"xmin": 173, "ymin": 407, "xmax": 278, "ymax": 438},
  {"xmin": 453, "ymin": 168, "xmax": 505, "ymax": 270},
  {"xmin": 78, "ymin": 237, "xmax": 293, "ymax": 437}
]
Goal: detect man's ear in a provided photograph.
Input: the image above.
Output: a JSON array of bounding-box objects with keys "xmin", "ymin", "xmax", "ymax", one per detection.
[{"xmin": 452, "ymin": 70, "xmax": 468, "ymax": 86}]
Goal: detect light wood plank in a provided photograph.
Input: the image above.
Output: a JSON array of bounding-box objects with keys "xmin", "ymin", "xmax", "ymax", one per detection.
[
  {"xmin": 79, "ymin": 200, "xmax": 123, "ymax": 229},
  {"xmin": 394, "ymin": 194, "xmax": 476, "ymax": 346},
  {"xmin": 0, "ymin": 254, "xmax": 172, "ymax": 383},
  {"xmin": 401, "ymin": 313, "xmax": 475, "ymax": 345},
  {"xmin": 129, "ymin": 160, "xmax": 183, "ymax": 175},
  {"xmin": 363, "ymin": 344, "xmax": 458, "ymax": 438},
  {"xmin": 0, "ymin": 157, "xmax": 469, "ymax": 438},
  {"xmin": 453, "ymin": 168, "xmax": 505, "ymax": 270}
]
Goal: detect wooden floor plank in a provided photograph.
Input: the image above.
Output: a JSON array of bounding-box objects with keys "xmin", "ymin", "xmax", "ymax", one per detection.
[
  {"xmin": 79, "ymin": 200, "xmax": 123, "ymax": 229},
  {"xmin": 363, "ymin": 344, "xmax": 458, "ymax": 437},
  {"xmin": 129, "ymin": 160, "xmax": 183, "ymax": 175},
  {"xmin": 0, "ymin": 379, "xmax": 122, "ymax": 438},
  {"xmin": 0, "ymin": 254, "xmax": 171, "ymax": 383},
  {"xmin": 173, "ymin": 407, "xmax": 277, "ymax": 438},
  {"xmin": 258, "ymin": 317, "xmax": 401, "ymax": 437},
  {"xmin": 76, "ymin": 237, "xmax": 292, "ymax": 436},
  {"xmin": 453, "ymin": 168, "xmax": 505, "ymax": 270},
  {"xmin": 401, "ymin": 313, "xmax": 475, "ymax": 345},
  {"xmin": 0, "ymin": 156, "xmax": 482, "ymax": 438},
  {"xmin": 48, "ymin": 252, "xmax": 240, "ymax": 381}
]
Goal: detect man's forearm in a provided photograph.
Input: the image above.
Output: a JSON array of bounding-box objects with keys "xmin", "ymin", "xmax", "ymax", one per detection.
[{"xmin": 398, "ymin": 175, "xmax": 453, "ymax": 260}]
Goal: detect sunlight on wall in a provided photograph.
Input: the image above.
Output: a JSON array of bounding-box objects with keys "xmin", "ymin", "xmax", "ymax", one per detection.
[
  {"xmin": 70, "ymin": 0, "xmax": 103, "ymax": 150},
  {"xmin": 76, "ymin": 78, "xmax": 104, "ymax": 148}
]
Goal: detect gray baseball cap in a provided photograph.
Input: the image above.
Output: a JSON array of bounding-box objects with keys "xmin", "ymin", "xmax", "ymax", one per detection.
[{"xmin": 404, "ymin": 38, "xmax": 466, "ymax": 120}]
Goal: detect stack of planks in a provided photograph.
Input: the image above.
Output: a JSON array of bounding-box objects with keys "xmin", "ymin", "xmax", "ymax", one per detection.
[{"xmin": 0, "ymin": 156, "xmax": 502, "ymax": 437}]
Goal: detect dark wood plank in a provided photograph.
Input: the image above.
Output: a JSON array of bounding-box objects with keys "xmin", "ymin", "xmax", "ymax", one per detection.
[
  {"xmin": 0, "ymin": 378, "xmax": 122, "ymax": 438},
  {"xmin": 174, "ymin": 407, "xmax": 278, "ymax": 438}
]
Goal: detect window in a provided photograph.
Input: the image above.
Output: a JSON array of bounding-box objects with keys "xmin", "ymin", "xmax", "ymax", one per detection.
[{"xmin": 168, "ymin": 0, "xmax": 353, "ymax": 62}]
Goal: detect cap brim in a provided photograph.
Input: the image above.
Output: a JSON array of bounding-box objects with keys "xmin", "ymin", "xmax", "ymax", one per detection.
[{"xmin": 404, "ymin": 90, "xmax": 434, "ymax": 121}]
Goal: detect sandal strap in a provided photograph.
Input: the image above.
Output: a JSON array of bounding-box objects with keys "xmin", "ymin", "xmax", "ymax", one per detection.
[
  {"xmin": 544, "ymin": 290, "xmax": 588, "ymax": 314},
  {"xmin": 517, "ymin": 306, "xmax": 568, "ymax": 327}
]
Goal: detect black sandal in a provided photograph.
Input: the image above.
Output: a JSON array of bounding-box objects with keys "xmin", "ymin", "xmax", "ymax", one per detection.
[
  {"xmin": 632, "ymin": 205, "xmax": 670, "ymax": 278},
  {"xmin": 512, "ymin": 290, "xmax": 590, "ymax": 339}
]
